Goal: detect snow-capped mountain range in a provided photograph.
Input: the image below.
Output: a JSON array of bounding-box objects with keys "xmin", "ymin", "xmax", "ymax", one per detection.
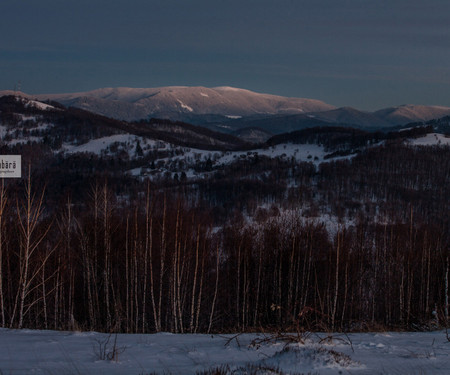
[
  {"xmin": 1, "ymin": 86, "xmax": 450, "ymax": 133},
  {"xmin": 1, "ymin": 86, "xmax": 334, "ymax": 121}
]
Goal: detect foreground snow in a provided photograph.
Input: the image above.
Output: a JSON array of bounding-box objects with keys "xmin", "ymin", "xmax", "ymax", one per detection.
[{"xmin": 0, "ymin": 329, "xmax": 448, "ymax": 374}]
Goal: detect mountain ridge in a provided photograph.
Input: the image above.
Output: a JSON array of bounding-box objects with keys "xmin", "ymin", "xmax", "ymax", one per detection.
[
  {"xmin": 2, "ymin": 86, "xmax": 450, "ymax": 133},
  {"xmin": 30, "ymin": 86, "xmax": 336, "ymax": 120}
]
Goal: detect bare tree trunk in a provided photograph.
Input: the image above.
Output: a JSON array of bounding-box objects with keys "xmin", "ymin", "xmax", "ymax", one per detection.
[
  {"xmin": 41, "ymin": 262, "xmax": 48, "ymax": 329},
  {"xmin": 253, "ymin": 235, "xmax": 263, "ymax": 327},
  {"xmin": 406, "ymin": 206, "xmax": 414, "ymax": 327},
  {"xmin": 194, "ymin": 240, "xmax": 206, "ymax": 333},
  {"xmin": 301, "ymin": 231, "xmax": 313, "ymax": 312},
  {"xmin": 92, "ymin": 183, "xmax": 100, "ymax": 325},
  {"xmin": 298, "ymin": 230, "xmax": 307, "ymax": 314},
  {"xmin": 208, "ymin": 244, "xmax": 220, "ymax": 334},
  {"xmin": 133, "ymin": 208, "xmax": 139, "ymax": 332},
  {"xmin": 340, "ymin": 260, "xmax": 349, "ymax": 330},
  {"xmin": 189, "ymin": 226, "xmax": 200, "ymax": 332},
  {"xmin": 85, "ymin": 183, "xmax": 101, "ymax": 329},
  {"xmin": 78, "ymin": 224, "xmax": 95, "ymax": 329},
  {"xmin": 287, "ymin": 234, "xmax": 296, "ymax": 321},
  {"xmin": 445, "ymin": 256, "xmax": 449, "ymax": 323},
  {"xmin": 175, "ymin": 208, "xmax": 185, "ymax": 333},
  {"xmin": 54, "ymin": 247, "xmax": 61, "ymax": 329},
  {"xmin": 277, "ymin": 244, "xmax": 283, "ymax": 324},
  {"xmin": 142, "ymin": 212, "xmax": 149, "ymax": 333},
  {"xmin": 406, "ymin": 266, "xmax": 413, "ymax": 327},
  {"xmin": 12, "ymin": 169, "xmax": 51, "ymax": 329},
  {"xmin": 399, "ymin": 267, "xmax": 405, "ymax": 325},
  {"xmin": 59, "ymin": 196, "xmax": 74, "ymax": 329},
  {"xmin": 425, "ymin": 240, "xmax": 431, "ymax": 315},
  {"xmin": 331, "ymin": 230, "xmax": 341, "ymax": 331},
  {"xmin": 236, "ymin": 241, "xmax": 241, "ymax": 329},
  {"xmin": 172, "ymin": 206, "xmax": 180, "ymax": 332},
  {"xmin": 372, "ymin": 236, "xmax": 380, "ymax": 324},
  {"xmin": 103, "ymin": 182, "xmax": 112, "ymax": 331},
  {"xmin": 145, "ymin": 185, "xmax": 158, "ymax": 332},
  {"xmin": 125, "ymin": 216, "xmax": 130, "ymax": 333},
  {"xmin": 157, "ymin": 195, "xmax": 167, "ymax": 331},
  {"xmin": 0, "ymin": 180, "xmax": 7, "ymax": 327},
  {"xmin": 243, "ymin": 247, "xmax": 249, "ymax": 329}
]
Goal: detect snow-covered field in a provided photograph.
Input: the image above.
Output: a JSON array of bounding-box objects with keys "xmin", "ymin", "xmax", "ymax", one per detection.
[
  {"xmin": 0, "ymin": 329, "xmax": 448, "ymax": 374},
  {"xmin": 408, "ymin": 133, "xmax": 450, "ymax": 146},
  {"xmin": 62, "ymin": 134, "xmax": 156, "ymax": 155},
  {"xmin": 216, "ymin": 143, "xmax": 333, "ymax": 166}
]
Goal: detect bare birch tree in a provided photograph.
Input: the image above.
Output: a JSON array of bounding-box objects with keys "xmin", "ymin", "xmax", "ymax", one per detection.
[
  {"xmin": 10, "ymin": 170, "xmax": 52, "ymax": 329},
  {"xmin": 0, "ymin": 180, "xmax": 7, "ymax": 327}
]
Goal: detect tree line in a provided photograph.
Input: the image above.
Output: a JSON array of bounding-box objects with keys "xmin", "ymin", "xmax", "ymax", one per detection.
[{"xmin": 0, "ymin": 176, "xmax": 448, "ymax": 333}]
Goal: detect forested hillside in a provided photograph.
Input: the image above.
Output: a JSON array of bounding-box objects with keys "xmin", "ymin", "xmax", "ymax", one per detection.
[{"xmin": 0, "ymin": 96, "xmax": 448, "ymax": 333}]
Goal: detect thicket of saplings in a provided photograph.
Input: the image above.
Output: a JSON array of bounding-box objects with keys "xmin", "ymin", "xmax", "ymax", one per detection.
[{"xmin": 0, "ymin": 177, "xmax": 448, "ymax": 334}]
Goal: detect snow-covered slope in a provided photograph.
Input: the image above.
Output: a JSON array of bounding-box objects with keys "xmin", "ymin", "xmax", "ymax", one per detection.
[
  {"xmin": 18, "ymin": 86, "xmax": 336, "ymax": 121},
  {"xmin": 408, "ymin": 132, "xmax": 450, "ymax": 146},
  {"xmin": 2, "ymin": 88, "xmax": 450, "ymax": 129},
  {"xmin": 0, "ymin": 329, "xmax": 448, "ymax": 375},
  {"xmin": 1, "ymin": 94, "xmax": 449, "ymax": 184}
]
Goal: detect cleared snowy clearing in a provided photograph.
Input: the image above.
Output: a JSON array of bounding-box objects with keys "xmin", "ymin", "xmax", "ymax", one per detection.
[
  {"xmin": 0, "ymin": 329, "xmax": 448, "ymax": 374},
  {"xmin": 62, "ymin": 134, "xmax": 156, "ymax": 155},
  {"xmin": 25, "ymin": 100, "xmax": 57, "ymax": 111},
  {"xmin": 217, "ymin": 143, "xmax": 329, "ymax": 165},
  {"xmin": 408, "ymin": 133, "xmax": 450, "ymax": 146}
]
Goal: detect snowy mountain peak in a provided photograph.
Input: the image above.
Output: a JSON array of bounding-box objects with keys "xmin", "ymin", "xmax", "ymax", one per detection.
[
  {"xmin": 1, "ymin": 87, "xmax": 450, "ymax": 130},
  {"xmin": 10, "ymin": 86, "xmax": 336, "ymax": 122},
  {"xmin": 213, "ymin": 86, "xmax": 250, "ymax": 92}
]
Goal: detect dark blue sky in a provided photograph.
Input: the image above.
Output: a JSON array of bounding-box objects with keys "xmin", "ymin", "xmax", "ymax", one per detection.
[{"xmin": 1, "ymin": 0, "xmax": 449, "ymax": 110}]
